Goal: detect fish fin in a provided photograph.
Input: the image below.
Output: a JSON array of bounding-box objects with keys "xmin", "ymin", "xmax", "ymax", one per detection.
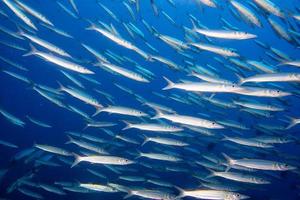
[
  {"xmin": 122, "ymin": 121, "xmax": 132, "ymax": 130},
  {"xmin": 92, "ymin": 108, "xmax": 104, "ymax": 117},
  {"xmin": 208, "ymin": 93, "xmax": 215, "ymax": 99},
  {"xmin": 221, "ymin": 134, "xmax": 230, "ymax": 141},
  {"xmin": 162, "ymin": 76, "xmax": 175, "ymax": 90},
  {"xmin": 151, "ymin": 108, "xmax": 164, "ymax": 119},
  {"xmin": 56, "ymin": 81, "xmax": 65, "ymax": 92},
  {"xmin": 235, "ymin": 73, "xmax": 245, "ymax": 85},
  {"xmin": 16, "ymin": 26, "xmax": 25, "ymax": 36},
  {"xmin": 174, "ymin": 186, "xmax": 185, "ymax": 199},
  {"xmin": 85, "ymin": 20, "xmax": 97, "ymax": 31},
  {"xmin": 190, "ymin": 18, "xmax": 198, "ymax": 31},
  {"xmin": 65, "ymin": 135, "xmax": 74, "ymax": 145},
  {"xmin": 23, "ymin": 43, "xmax": 37, "ymax": 57},
  {"xmin": 134, "ymin": 150, "xmax": 142, "ymax": 159},
  {"xmin": 205, "ymin": 168, "xmax": 216, "ymax": 179},
  {"xmin": 141, "ymin": 135, "xmax": 149, "ymax": 146},
  {"xmin": 123, "ymin": 190, "xmax": 133, "ymax": 199},
  {"xmin": 222, "ymin": 153, "xmax": 235, "ymax": 171},
  {"xmin": 71, "ymin": 153, "xmax": 81, "ymax": 168},
  {"xmin": 286, "ymin": 116, "xmax": 300, "ymax": 129}
]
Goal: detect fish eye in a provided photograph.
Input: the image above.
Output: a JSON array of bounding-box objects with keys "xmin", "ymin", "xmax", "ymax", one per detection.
[{"xmin": 277, "ymin": 90, "xmax": 280, "ymax": 93}]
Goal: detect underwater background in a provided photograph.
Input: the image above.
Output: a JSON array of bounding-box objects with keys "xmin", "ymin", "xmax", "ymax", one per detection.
[{"xmin": 0, "ymin": 0, "xmax": 300, "ymax": 199}]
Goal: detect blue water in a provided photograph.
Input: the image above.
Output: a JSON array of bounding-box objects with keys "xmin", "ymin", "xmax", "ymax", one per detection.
[{"xmin": 0, "ymin": 0, "xmax": 300, "ymax": 199}]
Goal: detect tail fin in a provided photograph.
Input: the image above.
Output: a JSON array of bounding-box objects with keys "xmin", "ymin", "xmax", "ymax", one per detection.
[
  {"xmin": 23, "ymin": 43, "xmax": 38, "ymax": 57},
  {"xmin": 221, "ymin": 134, "xmax": 230, "ymax": 141},
  {"xmin": 151, "ymin": 108, "xmax": 164, "ymax": 120},
  {"xmin": 71, "ymin": 154, "xmax": 82, "ymax": 168},
  {"xmin": 122, "ymin": 121, "xmax": 133, "ymax": 130},
  {"xmin": 286, "ymin": 117, "xmax": 300, "ymax": 129},
  {"xmin": 235, "ymin": 73, "xmax": 245, "ymax": 85},
  {"xmin": 123, "ymin": 190, "xmax": 133, "ymax": 199},
  {"xmin": 92, "ymin": 108, "xmax": 104, "ymax": 117},
  {"xmin": 141, "ymin": 135, "xmax": 149, "ymax": 146},
  {"xmin": 56, "ymin": 81, "xmax": 66, "ymax": 92},
  {"xmin": 65, "ymin": 135, "xmax": 75, "ymax": 145},
  {"xmin": 162, "ymin": 77, "xmax": 175, "ymax": 90},
  {"xmin": 85, "ymin": 20, "xmax": 97, "ymax": 31},
  {"xmin": 174, "ymin": 186, "xmax": 185, "ymax": 199},
  {"xmin": 190, "ymin": 18, "xmax": 198, "ymax": 31},
  {"xmin": 205, "ymin": 168, "xmax": 216, "ymax": 179},
  {"xmin": 222, "ymin": 153, "xmax": 235, "ymax": 172},
  {"xmin": 16, "ymin": 26, "xmax": 25, "ymax": 36}
]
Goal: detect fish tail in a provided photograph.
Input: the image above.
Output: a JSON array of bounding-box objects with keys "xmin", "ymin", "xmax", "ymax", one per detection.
[
  {"xmin": 151, "ymin": 108, "xmax": 164, "ymax": 119},
  {"xmin": 141, "ymin": 134, "xmax": 149, "ymax": 146},
  {"xmin": 56, "ymin": 81, "xmax": 65, "ymax": 92},
  {"xmin": 162, "ymin": 76, "xmax": 175, "ymax": 90},
  {"xmin": 235, "ymin": 73, "xmax": 245, "ymax": 85},
  {"xmin": 71, "ymin": 153, "xmax": 81, "ymax": 168},
  {"xmin": 122, "ymin": 121, "xmax": 132, "ymax": 130},
  {"xmin": 85, "ymin": 20, "xmax": 97, "ymax": 31},
  {"xmin": 222, "ymin": 153, "xmax": 235, "ymax": 171},
  {"xmin": 23, "ymin": 43, "xmax": 37, "ymax": 57},
  {"xmin": 286, "ymin": 117, "xmax": 300, "ymax": 129},
  {"xmin": 65, "ymin": 135, "xmax": 74, "ymax": 145},
  {"xmin": 174, "ymin": 186, "xmax": 185, "ymax": 199},
  {"xmin": 205, "ymin": 168, "xmax": 216, "ymax": 179},
  {"xmin": 123, "ymin": 190, "xmax": 133, "ymax": 199},
  {"xmin": 92, "ymin": 107, "xmax": 104, "ymax": 117}
]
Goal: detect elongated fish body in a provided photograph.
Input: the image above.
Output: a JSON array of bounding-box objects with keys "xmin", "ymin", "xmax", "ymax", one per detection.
[
  {"xmin": 190, "ymin": 43, "xmax": 239, "ymax": 57},
  {"xmin": 209, "ymin": 171, "xmax": 270, "ymax": 184},
  {"xmin": 253, "ymin": 0, "xmax": 284, "ymax": 18},
  {"xmin": 139, "ymin": 152, "xmax": 182, "ymax": 162},
  {"xmin": 18, "ymin": 188, "xmax": 43, "ymax": 199},
  {"xmin": 233, "ymin": 100, "xmax": 283, "ymax": 111},
  {"xmin": 267, "ymin": 17, "xmax": 292, "ymax": 42},
  {"xmin": 280, "ymin": 60, "xmax": 300, "ymax": 67},
  {"xmin": 0, "ymin": 108, "xmax": 25, "ymax": 127},
  {"xmin": 190, "ymin": 71, "xmax": 233, "ymax": 84},
  {"xmin": 71, "ymin": 155, "xmax": 134, "ymax": 167},
  {"xmin": 194, "ymin": 29, "xmax": 256, "ymax": 40},
  {"xmin": 24, "ymin": 45, "xmax": 93, "ymax": 74},
  {"xmin": 199, "ymin": 0, "xmax": 217, "ymax": 8},
  {"xmin": 67, "ymin": 136, "xmax": 108, "ymax": 154},
  {"xmin": 34, "ymin": 144, "xmax": 72, "ymax": 156},
  {"xmin": 143, "ymin": 136, "xmax": 188, "ymax": 146},
  {"xmin": 234, "ymin": 87, "xmax": 291, "ymax": 97},
  {"xmin": 224, "ymin": 154, "xmax": 296, "ymax": 171},
  {"xmin": 2, "ymin": 0, "xmax": 37, "ymax": 30},
  {"xmin": 163, "ymin": 77, "xmax": 241, "ymax": 93},
  {"xmin": 79, "ymin": 183, "xmax": 117, "ymax": 192},
  {"xmin": 20, "ymin": 32, "xmax": 71, "ymax": 58},
  {"xmin": 230, "ymin": 0, "xmax": 261, "ymax": 27},
  {"xmin": 59, "ymin": 84, "xmax": 102, "ymax": 108},
  {"xmin": 87, "ymin": 24, "xmax": 137, "ymax": 50},
  {"xmin": 241, "ymin": 73, "xmax": 300, "ymax": 84},
  {"xmin": 96, "ymin": 62, "xmax": 149, "ymax": 82},
  {"xmin": 0, "ymin": 139, "xmax": 18, "ymax": 148},
  {"xmin": 178, "ymin": 188, "xmax": 248, "ymax": 200},
  {"xmin": 223, "ymin": 136, "xmax": 273, "ymax": 148},
  {"xmin": 15, "ymin": 0, "xmax": 53, "ymax": 26},
  {"xmin": 94, "ymin": 106, "xmax": 148, "ymax": 117},
  {"xmin": 123, "ymin": 121, "xmax": 183, "ymax": 132},
  {"xmin": 126, "ymin": 189, "xmax": 176, "ymax": 200},
  {"xmin": 26, "ymin": 116, "xmax": 52, "ymax": 128},
  {"xmin": 153, "ymin": 111, "xmax": 224, "ymax": 129}
]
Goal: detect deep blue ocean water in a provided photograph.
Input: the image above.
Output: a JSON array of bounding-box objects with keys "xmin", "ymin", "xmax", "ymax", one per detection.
[{"xmin": 0, "ymin": 0, "xmax": 300, "ymax": 199}]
